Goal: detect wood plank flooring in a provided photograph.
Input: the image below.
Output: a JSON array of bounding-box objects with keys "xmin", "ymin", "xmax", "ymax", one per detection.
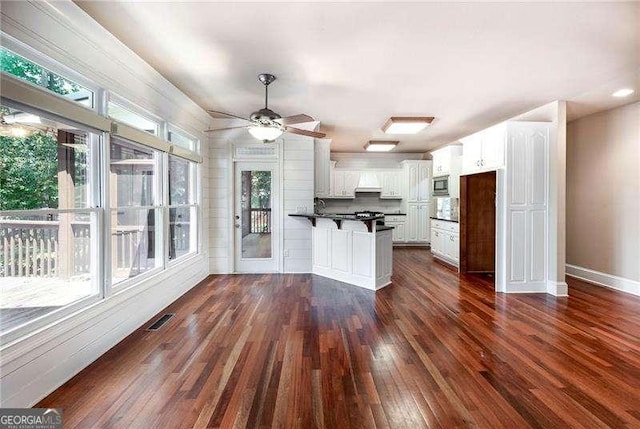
[{"xmin": 38, "ymin": 248, "xmax": 640, "ymax": 428}]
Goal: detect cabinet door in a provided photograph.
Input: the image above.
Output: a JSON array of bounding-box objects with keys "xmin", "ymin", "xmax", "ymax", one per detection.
[
  {"xmin": 395, "ymin": 222, "xmax": 406, "ymax": 241},
  {"xmin": 450, "ymin": 233, "xmax": 459, "ymax": 262},
  {"xmin": 418, "ymin": 204, "xmax": 430, "ymax": 242},
  {"xmin": 433, "ymin": 154, "xmax": 450, "ymax": 176},
  {"xmin": 344, "ymin": 171, "xmax": 360, "ymax": 197},
  {"xmin": 431, "ymin": 228, "xmax": 441, "ymax": 254},
  {"xmin": 418, "ymin": 163, "xmax": 431, "ymax": 201},
  {"xmin": 333, "ymin": 171, "xmax": 345, "ymax": 196},
  {"xmin": 314, "ymin": 141, "xmax": 330, "ymax": 197},
  {"xmin": 391, "ymin": 171, "xmax": 400, "ymax": 197},
  {"xmin": 406, "ymin": 163, "xmax": 419, "ymax": 202},
  {"xmin": 407, "ymin": 204, "xmax": 419, "ymax": 241},
  {"xmin": 462, "ymin": 137, "xmax": 482, "ymax": 174},
  {"xmin": 481, "ymin": 124, "xmax": 505, "ymax": 170},
  {"xmin": 380, "ymin": 171, "xmax": 393, "ymax": 198}
]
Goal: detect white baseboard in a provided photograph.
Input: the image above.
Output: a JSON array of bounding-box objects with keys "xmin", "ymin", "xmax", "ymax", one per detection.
[
  {"xmin": 566, "ymin": 264, "xmax": 640, "ymax": 297},
  {"xmin": 547, "ymin": 280, "xmax": 569, "ymax": 297}
]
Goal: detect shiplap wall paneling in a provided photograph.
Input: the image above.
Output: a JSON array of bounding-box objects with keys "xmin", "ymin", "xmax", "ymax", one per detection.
[{"xmin": 283, "ymin": 137, "xmax": 314, "ymax": 272}]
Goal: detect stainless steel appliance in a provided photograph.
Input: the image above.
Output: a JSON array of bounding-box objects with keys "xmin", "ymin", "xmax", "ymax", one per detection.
[
  {"xmin": 430, "ymin": 197, "xmax": 459, "ymax": 222},
  {"xmin": 432, "ymin": 175, "xmax": 450, "ymax": 197},
  {"xmin": 354, "ymin": 210, "xmax": 385, "ymax": 225}
]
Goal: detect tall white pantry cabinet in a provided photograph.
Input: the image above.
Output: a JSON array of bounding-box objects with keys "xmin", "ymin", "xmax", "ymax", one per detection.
[{"xmin": 402, "ymin": 160, "xmax": 432, "ymax": 244}]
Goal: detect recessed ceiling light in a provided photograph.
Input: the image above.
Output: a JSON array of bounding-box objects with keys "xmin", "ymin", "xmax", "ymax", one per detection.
[
  {"xmin": 612, "ymin": 88, "xmax": 634, "ymax": 98},
  {"xmin": 382, "ymin": 117, "xmax": 434, "ymax": 134},
  {"xmin": 364, "ymin": 140, "xmax": 399, "ymax": 152}
]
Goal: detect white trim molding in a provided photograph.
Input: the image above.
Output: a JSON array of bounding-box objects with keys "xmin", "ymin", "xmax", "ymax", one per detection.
[
  {"xmin": 566, "ymin": 264, "xmax": 640, "ymax": 297},
  {"xmin": 547, "ymin": 280, "xmax": 569, "ymax": 297}
]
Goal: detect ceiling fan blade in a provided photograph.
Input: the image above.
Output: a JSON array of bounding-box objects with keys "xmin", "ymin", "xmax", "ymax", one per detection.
[
  {"xmin": 204, "ymin": 125, "xmax": 247, "ymax": 133},
  {"xmin": 277, "ymin": 114, "xmax": 314, "ymax": 125},
  {"xmin": 207, "ymin": 110, "xmax": 250, "ymax": 122},
  {"xmin": 285, "ymin": 126, "xmax": 326, "ymax": 138}
]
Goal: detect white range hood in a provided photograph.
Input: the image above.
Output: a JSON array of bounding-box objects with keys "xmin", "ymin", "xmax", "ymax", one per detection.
[{"xmin": 355, "ymin": 171, "xmax": 382, "ymax": 192}]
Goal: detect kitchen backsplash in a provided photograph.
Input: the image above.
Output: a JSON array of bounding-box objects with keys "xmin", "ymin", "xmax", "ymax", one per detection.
[{"xmin": 321, "ymin": 193, "xmax": 403, "ymax": 214}]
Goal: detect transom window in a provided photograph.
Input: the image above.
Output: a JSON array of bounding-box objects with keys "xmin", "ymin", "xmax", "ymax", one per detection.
[
  {"xmin": 0, "ymin": 47, "xmax": 94, "ymax": 108},
  {"xmin": 108, "ymin": 101, "xmax": 159, "ymax": 136}
]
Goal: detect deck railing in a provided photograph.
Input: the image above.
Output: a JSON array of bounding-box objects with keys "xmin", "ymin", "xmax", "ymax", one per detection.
[
  {"xmin": 250, "ymin": 208, "xmax": 271, "ymax": 234},
  {"xmin": 1, "ymin": 218, "xmax": 191, "ymax": 278}
]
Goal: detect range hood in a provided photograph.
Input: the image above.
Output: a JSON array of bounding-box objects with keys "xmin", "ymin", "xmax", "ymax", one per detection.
[{"xmin": 354, "ymin": 172, "xmax": 382, "ymax": 192}]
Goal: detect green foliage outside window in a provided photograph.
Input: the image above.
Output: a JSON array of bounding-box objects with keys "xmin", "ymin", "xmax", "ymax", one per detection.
[
  {"xmin": 1, "ymin": 47, "xmax": 81, "ymax": 96},
  {"xmin": 0, "ymin": 127, "xmax": 59, "ymax": 210}
]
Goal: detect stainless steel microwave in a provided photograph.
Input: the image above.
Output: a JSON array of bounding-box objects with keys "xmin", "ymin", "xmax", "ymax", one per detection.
[{"xmin": 432, "ymin": 175, "xmax": 449, "ymax": 196}]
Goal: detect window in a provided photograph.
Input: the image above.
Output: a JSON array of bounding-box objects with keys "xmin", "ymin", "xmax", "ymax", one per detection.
[
  {"xmin": 0, "ymin": 39, "xmax": 202, "ymax": 343},
  {"xmin": 168, "ymin": 126, "xmax": 198, "ymax": 152},
  {"xmin": 0, "ymin": 104, "xmax": 100, "ymax": 335},
  {"xmin": 108, "ymin": 101, "xmax": 159, "ymax": 136},
  {"xmin": 168, "ymin": 156, "xmax": 197, "ymax": 260},
  {"xmin": 0, "ymin": 47, "xmax": 94, "ymax": 108},
  {"xmin": 109, "ymin": 138, "xmax": 163, "ymax": 285}
]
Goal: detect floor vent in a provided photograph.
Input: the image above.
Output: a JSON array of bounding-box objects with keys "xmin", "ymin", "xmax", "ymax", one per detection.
[{"xmin": 146, "ymin": 313, "xmax": 175, "ymax": 331}]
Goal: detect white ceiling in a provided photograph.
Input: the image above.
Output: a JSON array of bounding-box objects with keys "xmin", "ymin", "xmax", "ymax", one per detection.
[{"xmin": 76, "ymin": 1, "xmax": 639, "ymax": 152}]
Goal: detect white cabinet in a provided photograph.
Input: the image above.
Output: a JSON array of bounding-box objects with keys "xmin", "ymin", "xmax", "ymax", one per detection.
[
  {"xmin": 431, "ymin": 145, "xmax": 462, "ymax": 177},
  {"xmin": 403, "ymin": 161, "xmax": 431, "ymax": 202},
  {"xmin": 314, "ymin": 139, "xmax": 331, "ymax": 198},
  {"xmin": 385, "ymin": 215, "xmax": 407, "ymax": 243},
  {"xmin": 406, "ymin": 203, "xmax": 429, "ymax": 243},
  {"xmin": 430, "ymin": 219, "xmax": 459, "ymax": 267},
  {"xmin": 332, "ymin": 170, "xmax": 360, "ymax": 198},
  {"xmin": 461, "ymin": 123, "xmax": 506, "ymax": 175},
  {"xmin": 381, "ymin": 170, "xmax": 402, "ymax": 199}
]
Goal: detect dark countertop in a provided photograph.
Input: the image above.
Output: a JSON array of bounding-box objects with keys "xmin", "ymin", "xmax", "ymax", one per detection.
[
  {"xmin": 430, "ymin": 216, "xmax": 459, "ymax": 223},
  {"xmin": 289, "ymin": 213, "xmax": 388, "ymax": 233},
  {"xmin": 376, "ymin": 225, "xmax": 395, "ymax": 232},
  {"xmin": 384, "ymin": 213, "xmax": 406, "ymax": 216},
  {"xmin": 289, "ymin": 213, "xmax": 384, "ymax": 221}
]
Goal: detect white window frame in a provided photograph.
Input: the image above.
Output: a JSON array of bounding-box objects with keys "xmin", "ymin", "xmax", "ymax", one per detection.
[
  {"xmin": 167, "ymin": 155, "xmax": 199, "ymax": 266},
  {"xmin": 108, "ymin": 136, "xmax": 166, "ymax": 292},
  {"xmin": 0, "ymin": 36, "xmax": 203, "ymax": 345},
  {"xmin": 0, "ymin": 33, "xmax": 100, "ymax": 112},
  {"xmin": 168, "ymin": 123, "xmax": 200, "ymax": 153},
  {"xmin": 107, "ymin": 92, "xmax": 162, "ymax": 137}
]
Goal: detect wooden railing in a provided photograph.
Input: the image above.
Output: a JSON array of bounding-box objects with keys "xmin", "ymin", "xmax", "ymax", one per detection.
[
  {"xmin": 0, "ymin": 219, "xmax": 91, "ymax": 278},
  {"xmin": 250, "ymin": 208, "xmax": 271, "ymax": 234},
  {"xmin": 1, "ymin": 218, "xmax": 192, "ymax": 279}
]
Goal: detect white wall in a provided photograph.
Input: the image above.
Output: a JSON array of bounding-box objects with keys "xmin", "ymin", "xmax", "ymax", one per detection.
[
  {"xmin": 566, "ymin": 102, "xmax": 640, "ymax": 294},
  {"xmin": 208, "ymin": 135, "xmax": 314, "ymax": 274},
  {"xmin": 0, "ymin": 0, "xmax": 212, "ymax": 406},
  {"xmin": 283, "ymin": 137, "xmax": 314, "ymax": 272}
]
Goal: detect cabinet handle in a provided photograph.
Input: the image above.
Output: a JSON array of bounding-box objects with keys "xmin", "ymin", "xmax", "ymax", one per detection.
[{"xmin": 450, "ymin": 236, "xmax": 454, "ymax": 241}]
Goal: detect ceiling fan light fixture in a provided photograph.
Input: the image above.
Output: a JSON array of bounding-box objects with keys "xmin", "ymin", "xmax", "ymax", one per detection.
[
  {"xmin": 382, "ymin": 117, "xmax": 434, "ymax": 134},
  {"xmin": 248, "ymin": 125, "xmax": 284, "ymax": 142},
  {"xmin": 364, "ymin": 140, "xmax": 399, "ymax": 152}
]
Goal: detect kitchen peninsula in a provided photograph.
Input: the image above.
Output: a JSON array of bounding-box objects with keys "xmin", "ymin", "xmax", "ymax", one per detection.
[{"xmin": 289, "ymin": 213, "xmax": 393, "ymax": 290}]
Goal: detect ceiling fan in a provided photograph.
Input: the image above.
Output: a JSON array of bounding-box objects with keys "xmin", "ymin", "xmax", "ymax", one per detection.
[{"xmin": 204, "ymin": 73, "xmax": 326, "ymax": 142}]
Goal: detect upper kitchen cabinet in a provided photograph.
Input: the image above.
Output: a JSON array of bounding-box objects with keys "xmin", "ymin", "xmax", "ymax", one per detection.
[
  {"xmin": 380, "ymin": 170, "xmax": 403, "ymax": 199},
  {"xmin": 332, "ymin": 170, "xmax": 360, "ymax": 198},
  {"xmin": 461, "ymin": 123, "xmax": 506, "ymax": 175},
  {"xmin": 403, "ymin": 160, "xmax": 432, "ymax": 202},
  {"xmin": 431, "ymin": 145, "xmax": 462, "ymax": 177},
  {"xmin": 314, "ymin": 139, "xmax": 332, "ymax": 198}
]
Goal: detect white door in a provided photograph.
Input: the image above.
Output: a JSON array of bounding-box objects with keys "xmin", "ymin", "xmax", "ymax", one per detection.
[{"xmin": 234, "ymin": 162, "xmax": 279, "ymax": 273}]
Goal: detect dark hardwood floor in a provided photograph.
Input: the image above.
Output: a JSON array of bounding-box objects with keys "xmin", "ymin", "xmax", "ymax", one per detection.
[{"xmin": 38, "ymin": 248, "xmax": 640, "ymax": 428}]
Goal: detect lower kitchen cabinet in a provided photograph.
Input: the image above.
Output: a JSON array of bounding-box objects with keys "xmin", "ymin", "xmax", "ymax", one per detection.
[
  {"xmin": 431, "ymin": 219, "xmax": 459, "ymax": 267},
  {"xmin": 406, "ymin": 203, "xmax": 430, "ymax": 243}
]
